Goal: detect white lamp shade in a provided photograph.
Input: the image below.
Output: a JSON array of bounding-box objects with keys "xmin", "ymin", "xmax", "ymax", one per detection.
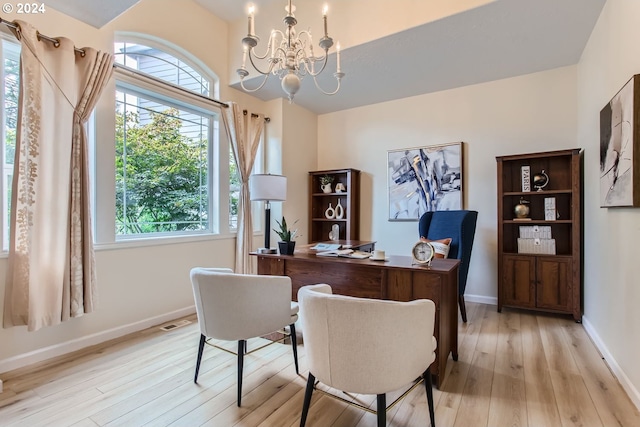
[{"xmin": 250, "ymin": 174, "xmax": 287, "ymax": 201}]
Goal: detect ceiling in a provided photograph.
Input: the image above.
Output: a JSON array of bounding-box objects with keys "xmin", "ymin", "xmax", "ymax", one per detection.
[{"xmin": 45, "ymin": 0, "xmax": 606, "ymax": 115}]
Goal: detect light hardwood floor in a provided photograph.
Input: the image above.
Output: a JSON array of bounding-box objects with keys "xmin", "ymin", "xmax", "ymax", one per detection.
[{"xmin": 1, "ymin": 302, "xmax": 639, "ymax": 426}]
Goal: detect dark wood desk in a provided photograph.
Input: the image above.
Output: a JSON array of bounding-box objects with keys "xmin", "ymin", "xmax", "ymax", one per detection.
[{"xmin": 252, "ymin": 243, "xmax": 459, "ymax": 388}]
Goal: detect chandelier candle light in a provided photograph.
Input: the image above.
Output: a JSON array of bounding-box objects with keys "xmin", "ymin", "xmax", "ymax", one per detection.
[{"xmin": 237, "ymin": 1, "xmax": 344, "ymax": 102}]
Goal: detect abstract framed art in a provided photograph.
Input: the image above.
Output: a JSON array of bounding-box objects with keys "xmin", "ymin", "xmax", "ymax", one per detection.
[
  {"xmin": 387, "ymin": 142, "xmax": 463, "ymax": 220},
  {"xmin": 600, "ymin": 74, "xmax": 640, "ymax": 207}
]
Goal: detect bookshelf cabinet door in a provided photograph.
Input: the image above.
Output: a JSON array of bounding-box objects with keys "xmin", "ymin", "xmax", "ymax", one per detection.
[
  {"xmin": 502, "ymin": 255, "xmax": 536, "ymax": 308},
  {"xmin": 536, "ymin": 256, "xmax": 572, "ymax": 311}
]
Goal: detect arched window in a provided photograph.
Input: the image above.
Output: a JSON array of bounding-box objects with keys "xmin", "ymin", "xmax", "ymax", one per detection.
[
  {"xmin": 113, "ymin": 37, "xmax": 235, "ymax": 238},
  {"xmin": 115, "ymin": 42, "xmax": 210, "ymax": 96}
]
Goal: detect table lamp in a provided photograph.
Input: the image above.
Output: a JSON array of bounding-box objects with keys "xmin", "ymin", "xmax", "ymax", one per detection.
[{"xmin": 250, "ymin": 174, "xmax": 287, "ymax": 254}]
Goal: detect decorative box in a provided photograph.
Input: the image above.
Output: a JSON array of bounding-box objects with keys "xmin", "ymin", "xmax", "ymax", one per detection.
[
  {"xmin": 517, "ymin": 238, "xmax": 556, "ymax": 255},
  {"xmin": 519, "ymin": 225, "xmax": 552, "ymax": 239}
]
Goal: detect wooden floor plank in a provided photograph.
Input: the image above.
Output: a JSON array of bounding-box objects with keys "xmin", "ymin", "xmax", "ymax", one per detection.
[
  {"xmin": 487, "ymin": 310, "xmax": 528, "ymax": 427},
  {"xmin": 549, "ymin": 369, "xmax": 603, "ymax": 427},
  {"xmin": 230, "ymin": 379, "xmax": 305, "ymax": 427},
  {"xmin": 562, "ymin": 322, "xmax": 640, "ymax": 426},
  {"xmin": 538, "ymin": 315, "xmax": 580, "ymax": 374},
  {"xmin": 436, "ymin": 303, "xmax": 487, "ymax": 426},
  {"xmin": 475, "ymin": 304, "xmax": 500, "ymax": 355},
  {"xmin": 453, "ymin": 349, "xmax": 495, "ymax": 427},
  {"xmin": 96, "ymin": 348, "xmax": 238, "ymax": 426},
  {"xmin": 1, "ymin": 304, "xmax": 638, "ymax": 427},
  {"xmin": 165, "ymin": 344, "xmax": 292, "ymax": 427},
  {"xmin": 69, "ymin": 418, "xmax": 100, "ymax": 427},
  {"xmin": 199, "ymin": 349, "xmax": 304, "ymax": 427},
  {"xmin": 520, "ymin": 311, "xmax": 563, "ymax": 427}
]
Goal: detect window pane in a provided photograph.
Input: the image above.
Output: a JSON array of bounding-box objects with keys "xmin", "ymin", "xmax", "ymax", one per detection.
[
  {"xmin": 114, "ymin": 42, "xmax": 210, "ymax": 96},
  {"xmin": 2, "ymin": 39, "xmax": 19, "ymax": 250},
  {"xmin": 116, "ymin": 89, "xmax": 210, "ymax": 236},
  {"xmin": 4, "ymin": 46, "xmax": 18, "ymax": 165},
  {"xmin": 229, "ymin": 146, "xmax": 239, "ymax": 229}
]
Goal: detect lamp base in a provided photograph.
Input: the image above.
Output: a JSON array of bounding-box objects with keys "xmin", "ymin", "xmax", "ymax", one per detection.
[{"xmin": 257, "ymin": 247, "xmax": 277, "ymax": 254}]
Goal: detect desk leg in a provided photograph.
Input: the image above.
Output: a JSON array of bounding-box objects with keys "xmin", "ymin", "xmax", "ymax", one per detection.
[
  {"xmin": 452, "ymin": 276, "xmax": 459, "ymax": 362},
  {"xmin": 452, "ymin": 293, "xmax": 459, "ymax": 361}
]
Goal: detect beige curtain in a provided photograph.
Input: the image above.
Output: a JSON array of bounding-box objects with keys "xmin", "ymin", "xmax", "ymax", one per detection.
[
  {"xmin": 3, "ymin": 21, "xmax": 114, "ymax": 331},
  {"xmin": 222, "ymin": 103, "xmax": 264, "ymax": 274}
]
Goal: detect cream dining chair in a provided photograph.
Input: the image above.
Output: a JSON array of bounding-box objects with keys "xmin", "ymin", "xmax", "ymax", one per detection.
[
  {"xmin": 190, "ymin": 267, "xmax": 299, "ymax": 406},
  {"xmin": 297, "ymin": 284, "xmax": 437, "ymax": 427}
]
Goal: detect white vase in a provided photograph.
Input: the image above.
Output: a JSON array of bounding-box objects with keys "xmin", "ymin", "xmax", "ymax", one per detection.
[
  {"xmin": 335, "ymin": 199, "xmax": 344, "ymax": 219},
  {"xmin": 321, "ymin": 183, "xmax": 332, "ymax": 193},
  {"xmin": 325, "ymin": 203, "xmax": 336, "ymax": 219}
]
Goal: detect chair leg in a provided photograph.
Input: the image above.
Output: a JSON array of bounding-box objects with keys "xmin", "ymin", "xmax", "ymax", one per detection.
[
  {"xmin": 459, "ymin": 294, "xmax": 468, "ymax": 323},
  {"xmin": 377, "ymin": 394, "xmax": 386, "ymax": 427},
  {"xmin": 237, "ymin": 339, "xmax": 246, "ymax": 407},
  {"xmin": 194, "ymin": 334, "xmax": 206, "ymax": 383},
  {"xmin": 290, "ymin": 323, "xmax": 299, "ymax": 374},
  {"xmin": 300, "ymin": 373, "xmax": 315, "ymax": 427},
  {"xmin": 424, "ymin": 367, "xmax": 436, "ymax": 427}
]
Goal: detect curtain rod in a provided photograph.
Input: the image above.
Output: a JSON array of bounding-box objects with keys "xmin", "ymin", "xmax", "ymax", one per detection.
[
  {"xmin": 114, "ymin": 65, "xmax": 269, "ymax": 121},
  {"xmin": 243, "ymin": 110, "xmax": 271, "ymax": 122},
  {"xmin": 114, "ymin": 63, "xmax": 230, "ymax": 109},
  {"xmin": 1, "ymin": 17, "xmax": 86, "ymax": 56}
]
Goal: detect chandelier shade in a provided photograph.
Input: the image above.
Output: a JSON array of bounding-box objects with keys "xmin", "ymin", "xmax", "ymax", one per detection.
[{"xmin": 237, "ymin": 1, "xmax": 344, "ymax": 102}]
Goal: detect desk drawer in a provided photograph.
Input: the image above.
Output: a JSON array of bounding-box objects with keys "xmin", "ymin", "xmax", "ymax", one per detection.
[{"xmin": 286, "ymin": 261, "xmax": 382, "ymax": 300}]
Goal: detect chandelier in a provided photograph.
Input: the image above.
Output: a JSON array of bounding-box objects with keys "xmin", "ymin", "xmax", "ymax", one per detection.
[{"xmin": 237, "ymin": 1, "xmax": 344, "ymax": 102}]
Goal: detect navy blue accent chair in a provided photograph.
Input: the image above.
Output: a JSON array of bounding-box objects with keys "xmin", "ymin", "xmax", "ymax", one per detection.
[{"xmin": 419, "ymin": 210, "xmax": 478, "ymax": 322}]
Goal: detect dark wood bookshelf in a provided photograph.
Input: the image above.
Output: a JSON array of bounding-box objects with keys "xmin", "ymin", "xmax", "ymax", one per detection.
[
  {"xmin": 308, "ymin": 169, "xmax": 360, "ymax": 243},
  {"xmin": 496, "ymin": 149, "xmax": 583, "ymax": 322}
]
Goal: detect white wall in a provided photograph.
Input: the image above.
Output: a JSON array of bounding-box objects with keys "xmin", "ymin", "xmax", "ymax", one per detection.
[
  {"xmin": 576, "ymin": 0, "xmax": 640, "ymax": 407},
  {"xmin": 0, "ymin": 0, "xmax": 293, "ymax": 372},
  {"xmin": 317, "ymin": 66, "xmax": 578, "ymax": 302},
  {"xmin": 281, "ymin": 102, "xmax": 319, "ymax": 245}
]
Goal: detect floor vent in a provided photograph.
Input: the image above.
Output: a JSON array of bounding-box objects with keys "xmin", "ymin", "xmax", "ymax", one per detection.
[{"xmin": 160, "ymin": 319, "xmax": 192, "ymax": 331}]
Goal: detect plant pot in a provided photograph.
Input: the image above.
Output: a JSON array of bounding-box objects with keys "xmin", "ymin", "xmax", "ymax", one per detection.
[{"xmin": 278, "ymin": 241, "xmax": 296, "ymax": 255}]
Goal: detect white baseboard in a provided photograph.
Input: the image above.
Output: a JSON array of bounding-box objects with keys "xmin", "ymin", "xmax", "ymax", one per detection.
[
  {"xmin": 464, "ymin": 293, "xmax": 497, "ymax": 306},
  {"xmin": 0, "ymin": 306, "xmax": 196, "ymax": 375},
  {"xmin": 583, "ymin": 316, "xmax": 640, "ymax": 411}
]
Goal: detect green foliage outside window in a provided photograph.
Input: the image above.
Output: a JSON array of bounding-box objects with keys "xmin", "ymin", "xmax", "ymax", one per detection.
[{"xmin": 115, "ymin": 108, "xmax": 209, "ymax": 234}]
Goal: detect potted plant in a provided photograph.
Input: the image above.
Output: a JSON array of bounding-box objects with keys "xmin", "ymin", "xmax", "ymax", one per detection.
[
  {"xmin": 274, "ymin": 216, "xmax": 299, "ymax": 255},
  {"xmin": 320, "ymin": 175, "xmax": 334, "ymax": 193}
]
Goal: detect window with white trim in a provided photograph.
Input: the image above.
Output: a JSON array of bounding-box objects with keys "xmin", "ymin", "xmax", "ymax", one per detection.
[{"xmin": 114, "ymin": 40, "xmax": 241, "ymax": 239}]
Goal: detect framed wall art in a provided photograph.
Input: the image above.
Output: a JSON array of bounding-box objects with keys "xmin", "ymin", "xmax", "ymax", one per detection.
[
  {"xmin": 387, "ymin": 142, "xmax": 463, "ymax": 221},
  {"xmin": 600, "ymin": 74, "xmax": 640, "ymax": 207}
]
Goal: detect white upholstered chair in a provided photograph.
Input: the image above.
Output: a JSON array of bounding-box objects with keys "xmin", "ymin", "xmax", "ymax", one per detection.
[
  {"xmin": 190, "ymin": 267, "xmax": 299, "ymax": 406},
  {"xmin": 298, "ymin": 284, "xmax": 437, "ymax": 427}
]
